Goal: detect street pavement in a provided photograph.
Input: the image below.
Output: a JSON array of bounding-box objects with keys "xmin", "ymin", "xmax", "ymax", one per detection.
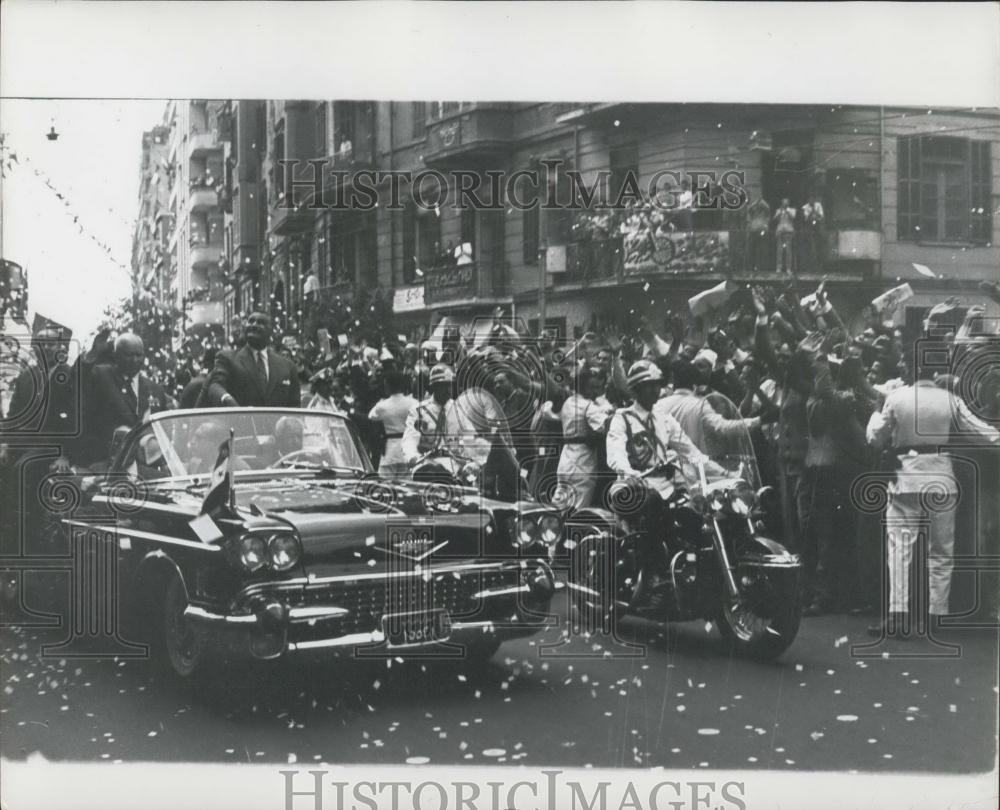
[{"xmin": 1, "ymin": 593, "xmax": 997, "ymax": 773}]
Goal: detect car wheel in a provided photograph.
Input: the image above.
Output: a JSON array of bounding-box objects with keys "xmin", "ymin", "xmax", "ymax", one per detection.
[
  {"xmin": 156, "ymin": 574, "xmax": 207, "ymax": 680},
  {"xmin": 463, "ymin": 636, "xmax": 502, "ymax": 665}
]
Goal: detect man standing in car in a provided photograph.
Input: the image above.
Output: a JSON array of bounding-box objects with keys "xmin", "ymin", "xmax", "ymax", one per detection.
[{"xmin": 200, "ymin": 311, "xmax": 300, "ymax": 408}]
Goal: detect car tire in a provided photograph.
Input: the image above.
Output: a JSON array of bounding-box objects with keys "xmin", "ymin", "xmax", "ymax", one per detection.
[
  {"xmin": 153, "ymin": 574, "xmax": 209, "ymax": 683},
  {"xmin": 463, "ymin": 636, "xmax": 502, "ymax": 665}
]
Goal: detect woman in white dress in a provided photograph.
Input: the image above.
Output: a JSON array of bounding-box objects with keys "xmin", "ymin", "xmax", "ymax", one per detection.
[
  {"xmin": 367, "ymin": 370, "xmax": 418, "ymax": 479},
  {"xmin": 556, "ymin": 366, "xmax": 613, "ymax": 511}
]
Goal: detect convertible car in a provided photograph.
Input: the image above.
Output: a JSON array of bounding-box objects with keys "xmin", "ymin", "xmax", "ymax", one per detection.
[{"xmin": 49, "ymin": 408, "xmax": 560, "ymax": 682}]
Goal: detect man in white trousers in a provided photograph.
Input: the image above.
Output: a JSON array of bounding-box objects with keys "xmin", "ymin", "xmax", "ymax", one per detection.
[{"xmin": 866, "ymin": 345, "xmax": 998, "ymax": 639}]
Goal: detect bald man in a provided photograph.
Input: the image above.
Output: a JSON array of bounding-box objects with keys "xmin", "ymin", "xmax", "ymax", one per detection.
[
  {"xmin": 70, "ymin": 333, "xmax": 171, "ymax": 467},
  {"xmin": 200, "ymin": 311, "xmax": 300, "ymax": 408}
]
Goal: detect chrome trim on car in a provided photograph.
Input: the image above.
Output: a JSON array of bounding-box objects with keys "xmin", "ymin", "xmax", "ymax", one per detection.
[
  {"xmin": 184, "ymin": 604, "xmax": 350, "ymax": 626},
  {"xmin": 288, "ymin": 606, "xmax": 350, "ymax": 622},
  {"xmin": 471, "ymin": 585, "xmax": 529, "ymax": 599},
  {"xmin": 92, "ymin": 495, "xmax": 199, "ymax": 518},
  {"xmin": 234, "ymin": 559, "xmax": 532, "ymax": 601},
  {"xmin": 185, "ymin": 605, "xmax": 256, "ymax": 624},
  {"xmin": 285, "ymin": 621, "xmax": 515, "ymax": 653},
  {"xmin": 61, "ymin": 519, "xmax": 222, "ymax": 552}
]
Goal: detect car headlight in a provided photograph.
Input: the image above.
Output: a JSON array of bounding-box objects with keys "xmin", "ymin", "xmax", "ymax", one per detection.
[
  {"xmin": 515, "ymin": 516, "xmax": 538, "ymax": 547},
  {"xmin": 267, "ymin": 533, "xmax": 301, "ymax": 571},
  {"xmin": 538, "ymin": 513, "xmax": 562, "ymax": 545},
  {"xmin": 238, "ymin": 535, "xmax": 268, "ymax": 573},
  {"xmin": 727, "ymin": 481, "xmax": 756, "ymax": 516}
]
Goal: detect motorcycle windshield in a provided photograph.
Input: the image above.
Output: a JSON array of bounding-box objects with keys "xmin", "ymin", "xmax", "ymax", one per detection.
[{"xmin": 674, "ymin": 392, "xmax": 762, "ymax": 491}]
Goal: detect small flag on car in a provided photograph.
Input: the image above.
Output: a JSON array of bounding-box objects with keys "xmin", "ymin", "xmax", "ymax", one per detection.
[{"xmin": 200, "ymin": 431, "xmax": 234, "ymax": 516}]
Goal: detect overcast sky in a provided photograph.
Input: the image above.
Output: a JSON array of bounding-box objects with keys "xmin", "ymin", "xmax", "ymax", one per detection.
[{"xmin": 1, "ymin": 98, "xmax": 165, "ymax": 342}]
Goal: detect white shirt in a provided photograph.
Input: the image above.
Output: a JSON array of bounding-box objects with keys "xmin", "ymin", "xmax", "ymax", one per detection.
[
  {"xmin": 606, "ymin": 401, "xmax": 709, "ymax": 479},
  {"xmin": 867, "ymin": 380, "xmax": 999, "ymax": 493},
  {"xmin": 655, "ymin": 389, "xmax": 759, "ymax": 455}
]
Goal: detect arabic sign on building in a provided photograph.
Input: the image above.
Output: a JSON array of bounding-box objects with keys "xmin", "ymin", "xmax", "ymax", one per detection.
[
  {"xmin": 424, "ymin": 265, "xmax": 477, "ymax": 305},
  {"xmin": 393, "ymin": 284, "xmax": 425, "ymax": 313},
  {"xmin": 622, "ymin": 230, "xmax": 730, "ymax": 276}
]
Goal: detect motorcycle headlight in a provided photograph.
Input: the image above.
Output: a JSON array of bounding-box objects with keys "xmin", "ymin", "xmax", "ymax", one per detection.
[
  {"xmin": 514, "ymin": 516, "xmax": 538, "ymax": 547},
  {"xmin": 267, "ymin": 533, "xmax": 301, "ymax": 571},
  {"xmin": 727, "ymin": 481, "xmax": 756, "ymax": 516},
  {"xmin": 538, "ymin": 513, "xmax": 562, "ymax": 545},
  {"xmin": 238, "ymin": 535, "xmax": 268, "ymax": 573}
]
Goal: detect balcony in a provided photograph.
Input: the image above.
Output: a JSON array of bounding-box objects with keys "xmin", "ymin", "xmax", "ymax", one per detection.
[
  {"xmin": 422, "ymin": 105, "xmax": 513, "ymax": 168},
  {"xmin": 189, "ymin": 186, "xmax": 218, "ymax": 212},
  {"xmin": 188, "ymin": 131, "xmax": 219, "ymax": 156},
  {"xmin": 423, "ymin": 261, "xmax": 510, "ymax": 307},
  {"xmin": 555, "ymin": 102, "xmax": 636, "ymax": 127},
  {"xmin": 270, "ymin": 202, "xmax": 314, "ymax": 236},
  {"xmin": 563, "ymin": 239, "xmax": 624, "ymax": 285},
  {"xmin": 828, "ymin": 228, "xmax": 881, "ymax": 261},
  {"xmin": 190, "ymin": 243, "xmax": 223, "ymax": 268}
]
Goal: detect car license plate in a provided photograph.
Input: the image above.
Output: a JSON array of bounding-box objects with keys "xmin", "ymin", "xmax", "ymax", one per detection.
[{"xmin": 382, "ymin": 610, "xmax": 450, "ymax": 646}]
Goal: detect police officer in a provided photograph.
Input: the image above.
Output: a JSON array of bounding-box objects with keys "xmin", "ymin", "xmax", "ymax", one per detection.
[
  {"xmin": 866, "ymin": 341, "xmax": 999, "ymax": 639},
  {"xmin": 606, "ymin": 360, "xmax": 717, "ymax": 605},
  {"xmin": 402, "ymin": 363, "xmax": 458, "ymax": 464}
]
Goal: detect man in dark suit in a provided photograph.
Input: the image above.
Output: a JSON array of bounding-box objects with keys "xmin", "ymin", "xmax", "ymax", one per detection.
[
  {"xmin": 200, "ymin": 311, "xmax": 300, "ymax": 407},
  {"xmin": 52, "ymin": 333, "xmax": 170, "ymax": 471}
]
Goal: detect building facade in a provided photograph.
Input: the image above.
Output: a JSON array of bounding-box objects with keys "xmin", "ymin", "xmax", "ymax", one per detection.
[
  {"xmin": 162, "ymin": 100, "xmax": 229, "ymax": 342},
  {"xmin": 139, "ymin": 102, "xmax": 998, "ymax": 346},
  {"xmin": 130, "ymin": 125, "xmax": 171, "ymax": 299}
]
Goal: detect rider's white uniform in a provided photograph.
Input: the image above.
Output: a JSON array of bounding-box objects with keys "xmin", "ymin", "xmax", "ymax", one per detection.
[
  {"xmin": 402, "ymin": 397, "xmax": 460, "ymax": 464},
  {"xmin": 606, "ymin": 400, "xmax": 710, "ymax": 479}
]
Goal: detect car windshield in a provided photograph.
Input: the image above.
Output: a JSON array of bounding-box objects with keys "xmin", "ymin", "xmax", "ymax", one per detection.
[{"xmin": 121, "ymin": 409, "xmax": 371, "ymax": 481}]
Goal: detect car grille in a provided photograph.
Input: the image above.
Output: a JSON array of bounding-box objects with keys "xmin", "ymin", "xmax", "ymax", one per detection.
[{"xmin": 289, "ymin": 566, "xmax": 520, "ymax": 641}]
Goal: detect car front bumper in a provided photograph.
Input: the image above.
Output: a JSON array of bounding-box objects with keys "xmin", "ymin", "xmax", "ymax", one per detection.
[{"xmin": 183, "ymin": 559, "xmax": 558, "ymax": 661}]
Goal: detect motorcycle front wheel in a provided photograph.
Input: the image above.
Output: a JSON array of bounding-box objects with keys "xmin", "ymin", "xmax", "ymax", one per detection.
[{"xmin": 715, "ymin": 564, "xmax": 801, "ymax": 660}]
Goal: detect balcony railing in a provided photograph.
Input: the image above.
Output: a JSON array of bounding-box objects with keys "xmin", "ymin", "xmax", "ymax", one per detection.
[
  {"xmin": 422, "ymin": 104, "xmax": 513, "ymax": 167},
  {"xmin": 189, "ymin": 186, "xmax": 218, "ymax": 211},
  {"xmin": 190, "ymin": 243, "xmax": 223, "ymax": 268},
  {"xmin": 564, "ymin": 239, "xmax": 624, "ymax": 284},
  {"xmin": 423, "ymin": 261, "xmax": 510, "ymax": 306},
  {"xmin": 555, "ymin": 209, "xmax": 880, "ymax": 283},
  {"xmin": 188, "ymin": 131, "xmax": 219, "ymax": 156}
]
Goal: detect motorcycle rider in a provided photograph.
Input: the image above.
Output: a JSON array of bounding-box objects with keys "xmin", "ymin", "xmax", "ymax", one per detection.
[
  {"xmin": 402, "ymin": 363, "xmax": 459, "ymax": 464},
  {"xmin": 606, "ymin": 360, "xmax": 720, "ymax": 605}
]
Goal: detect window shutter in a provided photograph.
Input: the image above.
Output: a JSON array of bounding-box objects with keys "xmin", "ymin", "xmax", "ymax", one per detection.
[
  {"xmin": 522, "ymin": 180, "xmax": 540, "ymax": 264},
  {"xmin": 897, "ymin": 136, "xmax": 912, "ymax": 239},
  {"xmin": 970, "ymin": 140, "xmax": 992, "ymax": 244},
  {"xmin": 402, "ymin": 204, "xmax": 416, "ymax": 283},
  {"xmin": 412, "ymin": 102, "xmax": 426, "ymax": 140}
]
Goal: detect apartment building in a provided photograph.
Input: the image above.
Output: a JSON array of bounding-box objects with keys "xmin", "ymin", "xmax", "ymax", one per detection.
[
  {"xmin": 244, "ymin": 102, "xmax": 999, "ymax": 342},
  {"xmin": 130, "ymin": 125, "xmax": 171, "ymax": 299}
]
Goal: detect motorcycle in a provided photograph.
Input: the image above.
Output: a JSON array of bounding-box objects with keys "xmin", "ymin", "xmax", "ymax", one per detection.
[{"xmin": 559, "ymin": 399, "xmax": 802, "ymax": 660}]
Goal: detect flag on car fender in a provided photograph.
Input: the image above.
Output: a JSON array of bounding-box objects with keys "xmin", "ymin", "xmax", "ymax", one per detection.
[{"xmin": 200, "ymin": 434, "xmax": 233, "ymax": 516}]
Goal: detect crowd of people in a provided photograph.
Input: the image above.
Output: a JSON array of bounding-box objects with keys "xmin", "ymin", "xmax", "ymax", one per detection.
[{"xmin": 4, "ymin": 276, "xmax": 999, "ymax": 637}]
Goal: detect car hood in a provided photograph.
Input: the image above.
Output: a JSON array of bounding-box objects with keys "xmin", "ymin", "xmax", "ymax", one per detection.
[{"xmin": 233, "ymin": 476, "xmax": 523, "ymax": 578}]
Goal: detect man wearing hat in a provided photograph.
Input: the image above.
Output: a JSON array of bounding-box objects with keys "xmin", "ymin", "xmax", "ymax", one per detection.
[
  {"xmin": 402, "ymin": 363, "xmax": 459, "ymax": 464},
  {"xmin": 606, "ymin": 360, "xmax": 718, "ymax": 605}
]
